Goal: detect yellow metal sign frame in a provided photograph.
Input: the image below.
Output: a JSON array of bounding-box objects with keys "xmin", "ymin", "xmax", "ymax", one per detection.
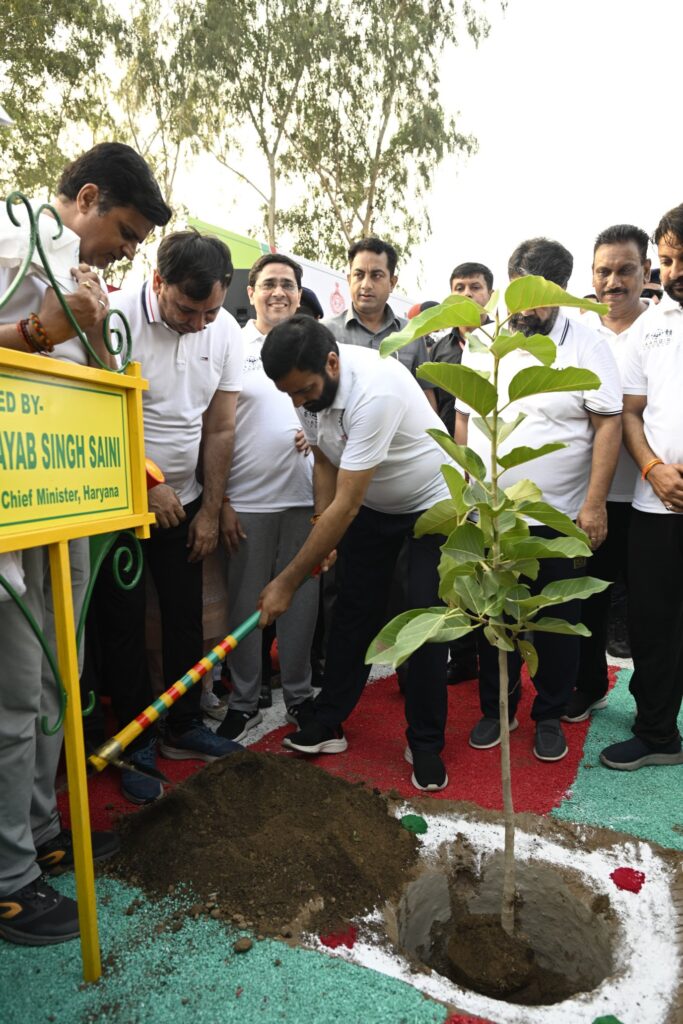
[{"xmin": 0, "ymin": 347, "xmax": 154, "ymax": 983}]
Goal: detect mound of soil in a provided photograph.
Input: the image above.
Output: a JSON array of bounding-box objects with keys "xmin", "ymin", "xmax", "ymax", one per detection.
[{"xmin": 113, "ymin": 751, "xmax": 419, "ymax": 935}]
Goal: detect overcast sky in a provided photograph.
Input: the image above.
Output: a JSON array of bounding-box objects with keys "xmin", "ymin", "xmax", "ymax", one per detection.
[
  {"xmin": 180, "ymin": 0, "xmax": 681, "ymax": 303},
  {"xmin": 403, "ymin": 0, "xmax": 682, "ymax": 300}
]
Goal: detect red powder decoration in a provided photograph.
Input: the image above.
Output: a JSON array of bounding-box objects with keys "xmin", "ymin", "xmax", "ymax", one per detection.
[
  {"xmin": 444, "ymin": 1015, "xmax": 495, "ymax": 1024},
  {"xmin": 318, "ymin": 925, "xmax": 358, "ymax": 949},
  {"xmin": 610, "ymin": 867, "xmax": 646, "ymax": 893}
]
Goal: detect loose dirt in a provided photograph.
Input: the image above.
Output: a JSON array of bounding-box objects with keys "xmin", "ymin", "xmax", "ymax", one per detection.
[{"xmin": 113, "ymin": 751, "xmax": 419, "ymax": 936}]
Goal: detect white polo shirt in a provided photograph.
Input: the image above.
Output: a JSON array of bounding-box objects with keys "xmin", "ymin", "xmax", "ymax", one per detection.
[
  {"xmin": 458, "ymin": 313, "xmax": 622, "ymax": 519},
  {"xmin": 0, "ymin": 201, "xmax": 91, "ymax": 366},
  {"xmin": 298, "ymin": 344, "xmax": 450, "ymax": 515},
  {"xmin": 582, "ymin": 306, "xmax": 654, "ymax": 503},
  {"xmin": 114, "ymin": 281, "xmax": 243, "ymax": 505},
  {"xmin": 228, "ymin": 320, "xmax": 312, "ymax": 512},
  {"xmin": 621, "ymin": 294, "xmax": 683, "ymax": 514}
]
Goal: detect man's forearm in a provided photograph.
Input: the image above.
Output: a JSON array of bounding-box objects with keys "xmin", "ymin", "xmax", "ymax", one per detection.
[
  {"xmin": 201, "ymin": 428, "xmax": 234, "ymax": 515},
  {"xmin": 279, "ymin": 495, "xmax": 356, "ymax": 590},
  {"xmin": 623, "ymin": 408, "xmax": 655, "ymax": 469},
  {"xmin": 0, "ymin": 322, "xmax": 32, "ymax": 351},
  {"xmin": 313, "ymin": 456, "xmax": 338, "ymax": 513},
  {"xmin": 585, "ymin": 416, "xmax": 622, "ymax": 505}
]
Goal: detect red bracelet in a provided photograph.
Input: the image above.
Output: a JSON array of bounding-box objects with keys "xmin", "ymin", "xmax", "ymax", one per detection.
[
  {"xmin": 16, "ymin": 319, "xmax": 40, "ymax": 353},
  {"xmin": 28, "ymin": 313, "xmax": 54, "ymax": 352}
]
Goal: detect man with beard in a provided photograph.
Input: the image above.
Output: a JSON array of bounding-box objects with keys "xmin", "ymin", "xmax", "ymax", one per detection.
[
  {"xmin": 563, "ymin": 225, "xmax": 652, "ymax": 725},
  {"xmin": 455, "ymin": 237, "xmax": 622, "ymax": 762},
  {"xmin": 600, "ymin": 205, "xmax": 683, "ymax": 771},
  {"xmin": 257, "ymin": 316, "xmax": 453, "ymax": 792}
]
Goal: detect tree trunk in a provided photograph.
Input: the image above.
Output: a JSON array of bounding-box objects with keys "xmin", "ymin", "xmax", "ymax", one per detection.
[{"xmin": 498, "ymin": 646, "xmax": 516, "ymax": 936}]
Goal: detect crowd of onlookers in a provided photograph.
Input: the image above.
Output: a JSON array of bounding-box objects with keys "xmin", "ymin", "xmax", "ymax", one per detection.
[{"xmin": 1, "ymin": 140, "xmax": 682, "ymax": 950}]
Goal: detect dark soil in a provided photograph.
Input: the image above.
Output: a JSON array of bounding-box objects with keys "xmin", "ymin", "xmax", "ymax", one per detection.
[{"xmin": 113, "ymin": 750, "xmax": 419, "ymax": 935}]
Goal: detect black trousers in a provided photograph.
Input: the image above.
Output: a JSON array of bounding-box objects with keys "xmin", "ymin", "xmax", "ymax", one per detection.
[
  {"xmin": 628, "ymin": 509, "xmax": 683, "ymax": 746},
  {"xmin": 83, "ymin": 497, "xmax": 204, "ymax": 742},
  {"xmin": 314, "ymin": 504, "xmax": 448, "ymax": 752},
  {"xmin": 476, "ymin": 526, "xmax": 585, "ymax": 722},
  {"xmin": 577, "ymin": 501, "xmax": 632, "ymax": 700}
]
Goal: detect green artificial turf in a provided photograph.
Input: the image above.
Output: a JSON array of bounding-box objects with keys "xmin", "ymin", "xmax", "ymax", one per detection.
[
  {"xmin": 552, "ymin": 667, "xmax": 683, "ymax": 851},
  {"xmin": 2, "ymin": 876, "xmax": 450, "ymax": 1024}
]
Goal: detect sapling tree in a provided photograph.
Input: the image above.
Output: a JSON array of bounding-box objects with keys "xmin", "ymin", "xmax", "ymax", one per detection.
[{"xmin": 366, "ymin": 276, "xmax": 610, "ymax": 936}]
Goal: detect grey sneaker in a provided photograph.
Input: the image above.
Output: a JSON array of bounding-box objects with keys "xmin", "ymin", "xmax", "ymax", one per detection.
[
  {"xmin": 469, "ymin": 716, "xmax": 519, "ymax": 750},
  {"xmin": 533, "ymin": 719, "xmax": 568, "ymax": 762}
]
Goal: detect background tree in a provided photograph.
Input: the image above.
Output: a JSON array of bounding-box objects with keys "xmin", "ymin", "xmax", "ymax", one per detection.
[
  {"xmin": 0, "ymin": 0, "xmax": 120, "ymax": 196},
  {"xmin": 279, "ymin": 0, "xmax": 487, "ymax": 265}
]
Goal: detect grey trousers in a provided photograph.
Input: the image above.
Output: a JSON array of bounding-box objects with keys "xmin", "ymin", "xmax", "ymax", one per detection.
[
  {"xmin": 0, "ymin": 538, "xmax": 89, "ymax": 894},
  {"xmin": 225, "ymin": 508, "xmax": 317, "ymax": 712}
]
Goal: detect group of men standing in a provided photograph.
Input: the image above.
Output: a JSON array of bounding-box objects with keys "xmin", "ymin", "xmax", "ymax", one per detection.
[{"xmin": 1, "ymin": 138, "xmax": 682, "ymax": 950}]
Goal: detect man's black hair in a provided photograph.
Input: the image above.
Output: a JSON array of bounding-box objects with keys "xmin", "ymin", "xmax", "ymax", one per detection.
[
  {"xmin": 248, "ymin": 252, "xmax": 303, "ymax": 288},
  {"xmin": 261, "ymin": 314, "xmax": 339, "ymax": 381},
  {"xmin": 449, "ymin": 261, "xmax": 494, "ymax": 291},
  {"xmin": 507, "ymin": 237, "xmax": 573, "ymax": 288},
  {"xmin": 593, "ymin": 224, "xmax": 650, "ymax": 262},
  {"xmin": 57, "ymin": 142, "xmax": 172, "ymax": 226},
  {"xmin": 653, "ymin": 204, "xmax": 683, "ymax": 246},
  {"xmin": 157, "ymin": 230, "xmax": 232, "ymax": 301},
  {"xmin": 347, "ymin": 237, "xmax": 398, "ymax": 276}
]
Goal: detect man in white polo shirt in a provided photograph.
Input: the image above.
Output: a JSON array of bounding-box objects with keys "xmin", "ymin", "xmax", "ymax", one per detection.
[
  {"xmin": 216, "ymin": 253, "xmax": 317, "ymax": 742},
  {"xmin": 600, "ymin": 204, "xmax": 683, "ymax": 771},
  {"xmin": 90, "ymin": 231, "xmax": 244, "ymax": 801},
  {"xmin": 456, "ymin": 237, "xmax": 622, "ymax": 763},
  {"xmin": 563, "ymin": 224, "xmax": 653, "ymax": 725},
  {"xmin": 258, "ymin": 316, "xmax": 453, "ymax": 792}
]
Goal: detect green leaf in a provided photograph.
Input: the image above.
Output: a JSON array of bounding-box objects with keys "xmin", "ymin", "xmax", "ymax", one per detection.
[
  {"xmin": 418, "ymin": 363, "xmax": 497, "ymax": 416},
  {"xmin": 365, "ymin": 610, "xmax": 427, "ymax": 667},
  {"xmin": 505, "ymin": 275, "xmax": 609, "ymax": 315},
  {"xmin": 490, "ymin": 331, "xmax": 557, "ymax": 366},
  {"xmin": 379, "ymin": 295, "xmax": 482, "ymax": 356},
  {"xmin": 498, "ymin": 412, "xmax": 527, "ymax": 444},
  {"xmin": 467, "ymin": 333, "xmax": 490, "ymax": 353},
  {"xmin": 515, "ymin": 501, "xmax": 587, "ymax": 541},
  {"xmin": 530, "ymin": 616, "xmax": 591, "ymax": 637},
  {"xmin": 484, "ymin": 623, "xmax": 515, "ymax": 651},
  {"xmin": 453, "ymin": 575, "xmax": 488, "ymax": 615},
  {"xmin": 471, "ymin": 415, "xmax": 493, "ymax": 441},
  {"xmin": 504, "ymin": 478, "xmax": 543, "ymax": 504},
  {"xmin": 519, "ymin": 575, "xmax": 610, "ymax": 612},
  {"xmin": 414, "ymin": 498, "xmax": 466, "ymax": 538},
  {"xmin": 497, "ymin": 442, "xmax": 566, "ymax": 470},
  {"xmin": 507, "ymin": 366, "xmax": 601, "ymax": 403},
  {"xmin": 511, "ymin": 557, "xmax": 540, "ymax": 581},
  {"xmin": 502, "ymin": 535, "xmax": 591, "ymax": 560},
  {"xmin": 484, "ymin": 289, "xmax": 500, "ymax": 315},
  {"xmin": 366, "ymin": 608, "xmax": 469, "ymax": 667},
  {"xmin": 441, "ymin": 463, "xmax": 467, "ymax": 501},
  {"xmin": 517, "ymin": 638, "xmax": 538, "ymax": 676},
  {"xmin": 426, "ymin": 429, "xmax": 487, "ymax": 481},
  {"xmin": 464, "ymin": 480, "xmax": 490, "ymax": 505},
  {"xmin": 438, "ymin": 556, "xmax": 478, "ymax": 600},
  {"xmin": 442, "ymin": 522, "xmax": 486, "ymax": 564}
]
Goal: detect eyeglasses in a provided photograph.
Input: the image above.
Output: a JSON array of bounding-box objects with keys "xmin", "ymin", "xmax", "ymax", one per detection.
[{"xmin": 256, "ymin": 278, "xmax": 298, "ymax": 292}]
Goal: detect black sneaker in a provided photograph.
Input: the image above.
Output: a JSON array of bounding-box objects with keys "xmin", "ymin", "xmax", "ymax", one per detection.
[
  {"xmin": 0, "ymin": 879, "xmax": 79, "ymax": 946},
  {"xmin": 36, "ymin": 828, "xmax": 120, "ymax": 875},
  {"xmin": 561, "ymin": 691, "xmax": 608, "ymax": 723},
  {"xmin": 285, "ymin": 698, "xmax": 317, "ymax": 728},
  {"xmin": 404, "ymin": 747, "xmax": 448, "ymax": 791},
  {"xmin": 282, "ymin": 721, "xmax": 347, "ymax": 754},
  {"xmin": 600, "ymin": 736, "xmax": 683, "ymax": 771},
  {"xmin": 217, "ymin": 708, "xmax": 263, "ymax": 743},
  {"xmin": 533, "ymin": 719, "xmax": 568, "ymax": 762},
  {"xmin": 469, "ymin": 716, "xmax": 519, "ymax": 750}
]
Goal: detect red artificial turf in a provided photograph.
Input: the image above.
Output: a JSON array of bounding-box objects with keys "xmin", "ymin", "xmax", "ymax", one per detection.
[{"xmin": 60, "ymin": 666, "xmax": 617, "ymax": 831}]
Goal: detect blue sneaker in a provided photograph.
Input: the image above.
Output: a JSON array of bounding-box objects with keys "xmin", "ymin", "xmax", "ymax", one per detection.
[
  {"xmin": 121, "ymin": 739, "xmax": 163, "ymax": 805},
  {"xmin": 159, "ymin": 721, "xmax": 244, "ymax": 762}
]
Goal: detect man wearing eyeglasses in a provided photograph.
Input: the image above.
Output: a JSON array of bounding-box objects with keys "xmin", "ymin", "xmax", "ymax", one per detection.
[{"xmin": 217, "ymin": 254, "xmax": 318, "ymax": 744}]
